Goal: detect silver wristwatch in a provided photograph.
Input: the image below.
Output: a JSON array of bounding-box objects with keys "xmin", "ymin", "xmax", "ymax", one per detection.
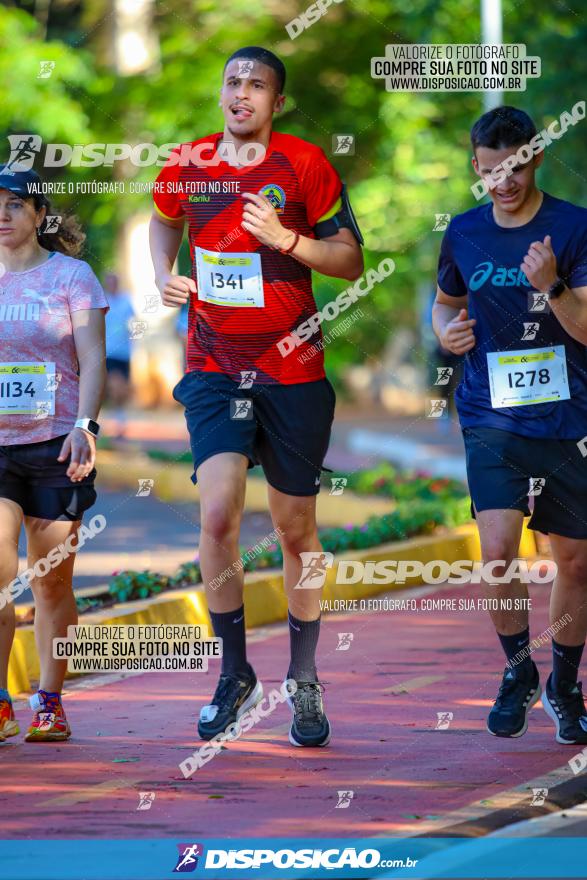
[{"xmin": 75, "ymin": 418, "xmax": 100, "ymax": 437}]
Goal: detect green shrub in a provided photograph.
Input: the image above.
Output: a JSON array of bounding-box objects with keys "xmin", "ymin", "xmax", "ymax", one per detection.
[
  {"xmin": 104, "ymin": 495, "xmax": 471, "ymax": 607},
  {"xmin": 109, "ymin": 570, "xmax": 169, "ymax": 603},
  {"xmin": 326, "ymin": 462, "xmax": 468, "ymax": 502}
]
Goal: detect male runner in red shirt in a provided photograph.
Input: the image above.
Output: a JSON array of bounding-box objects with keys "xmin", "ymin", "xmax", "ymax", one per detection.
[{"xmin": 150, "ymin": 46, "xmax": 363, "ymax": 747}]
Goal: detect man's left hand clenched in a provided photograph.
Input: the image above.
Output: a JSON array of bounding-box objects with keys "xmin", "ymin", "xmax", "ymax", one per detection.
[
  {"xmin": 241, "ymin": 192, "xmax": 292, "ymax": 250},
  {"xmin": 521, "ymin": 234, "xmax": 558, "ymax": 292}
]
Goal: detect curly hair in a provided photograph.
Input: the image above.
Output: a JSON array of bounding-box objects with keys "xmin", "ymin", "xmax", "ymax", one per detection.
[{"xmin": 32, "ymin": 193, "xmax": 86, "ymax": 256}]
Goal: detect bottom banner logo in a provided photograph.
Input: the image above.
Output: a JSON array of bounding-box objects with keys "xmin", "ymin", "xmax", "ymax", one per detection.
[{"xmin": 173, "ymin": 843, "xmax": 204, "ymax": 873}]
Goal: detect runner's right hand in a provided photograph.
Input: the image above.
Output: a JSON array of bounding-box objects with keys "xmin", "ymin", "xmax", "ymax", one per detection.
[
  {"xmin": 440, "ymin": 308, "xmax": 476, "ymax": 355},
  {"xmin": 158, "ymin": 274, "xmax": 196, "ymax": 307}
]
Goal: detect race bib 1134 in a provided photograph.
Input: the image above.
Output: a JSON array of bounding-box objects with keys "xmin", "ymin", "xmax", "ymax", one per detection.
[{"xmin": 0, "ymin": 362, "xmax": 56, "ymax": 416}]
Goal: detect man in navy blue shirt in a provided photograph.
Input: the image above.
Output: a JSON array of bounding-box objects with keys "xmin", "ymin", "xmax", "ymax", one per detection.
[{"xmin": 433, "ymin": 105, "xmax": 587, "ymax": 745}]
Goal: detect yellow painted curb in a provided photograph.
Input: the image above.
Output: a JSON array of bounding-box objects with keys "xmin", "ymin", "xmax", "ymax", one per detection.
[
  {"xmin": 8, "ymin": 632, "xmax": 32, "ymax": 695},
  {"xmin": 9, "ymin": 521, "xmax": 537, "ymax": 695},
  {"xmin": 95, "ymin": 450, "xmax": 393, "ymax": 525}
]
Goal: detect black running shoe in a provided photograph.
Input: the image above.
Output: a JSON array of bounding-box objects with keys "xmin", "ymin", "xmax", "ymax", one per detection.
[
  {"xmin": 542, "ymin": 674, "xmax": 587, "ymax": 744},
  {"xmin": 487, "ymin": 662, "xmax": 541, "ymax": 738},
  {"xmin": 287, "ymin": 680, "xmax": 331, "ymax": 747},
  {"xmin": 197, "ymin": 665, "xmax": 263, "ymax": 741}
]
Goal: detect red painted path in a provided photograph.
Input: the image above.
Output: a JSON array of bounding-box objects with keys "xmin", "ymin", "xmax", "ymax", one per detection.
[{"xmin": 0, "ymin": 582, "xmax": 573, "ymax": 840}]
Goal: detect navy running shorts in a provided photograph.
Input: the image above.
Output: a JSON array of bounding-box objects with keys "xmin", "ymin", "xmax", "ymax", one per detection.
[
  {"xmin": 0, "ymin": 434, "xmax": 97, "ymax": 521},
  {"xmin": 173, "ymin": 371, "xmax": 336, "ymax": 497},
  {"xmin": 463, "ymin": 426, "xmax": 587, "ymax": 539},
  {"xmin": 106, "ymin": 357, "xmax": 131, "ymax": 380}
]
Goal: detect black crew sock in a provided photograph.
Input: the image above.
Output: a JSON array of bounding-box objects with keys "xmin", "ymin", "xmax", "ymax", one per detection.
[
  {"xmin": 209, "ymin": 605, "xmax": 249, "ymax": 677},
  {"xmin": 287, "ymin": 611, "xmax": 320, "ymax": 682},
  {"xmin": 498, "ymin": 627, "xmax": 533, "ymax": 677},
  {"xmin": 552, "ymin": 639, "xmax": 585, "ymax": 690}
]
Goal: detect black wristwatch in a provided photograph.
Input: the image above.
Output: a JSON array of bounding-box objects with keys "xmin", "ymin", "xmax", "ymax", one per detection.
[
  {"xmin": 547, "ymin": 278, "xmax": 566, "ymax": 300},
  {"xmin": 75, "ymin": 418, "xmax": 100, "ymax": 437}
]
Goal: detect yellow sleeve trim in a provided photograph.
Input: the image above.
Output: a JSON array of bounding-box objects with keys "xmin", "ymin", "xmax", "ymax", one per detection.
[
  {"xmin": 154, "ymin": 202, "xmax": 183, "ymax": 221},
  {"xmin": 316, "ymin": 197, "xmax": 342, "ymax": 225}
]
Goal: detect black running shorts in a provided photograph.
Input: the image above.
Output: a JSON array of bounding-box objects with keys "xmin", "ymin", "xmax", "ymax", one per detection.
[
  {"xmin": 463, "ymin": 426, "xmax": 587, "ymax": 539},
  {"xmin": 0, "ymin": 434, "xmax": 97, "ymax": 521},
  {"xmin": 173, "ymin": 371, "xmax": 336, "ymax": 497}
]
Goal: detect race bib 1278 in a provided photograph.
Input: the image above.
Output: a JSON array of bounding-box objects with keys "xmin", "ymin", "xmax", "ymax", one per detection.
[{"xmin": 487, "ymin": 346, "xmax": 570, "ymax": 408}]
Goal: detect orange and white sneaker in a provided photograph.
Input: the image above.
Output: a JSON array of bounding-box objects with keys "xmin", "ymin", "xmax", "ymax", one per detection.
[
  {"xmin": 0, "ymin": 692, "xmax": 19, "ymax": 740},
  {"xmin": 24, "ymin": 690, "xmax": 71, "ymax": 742}
]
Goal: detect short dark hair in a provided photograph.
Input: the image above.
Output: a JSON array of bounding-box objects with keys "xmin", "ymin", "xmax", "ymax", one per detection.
[
  {"xmin": 471, "ymin": 106, "xmax": 537, "ymax": 152},
  {"xmin": 223, "ymin": 46, "xmax": 286, "ymax": 94}
]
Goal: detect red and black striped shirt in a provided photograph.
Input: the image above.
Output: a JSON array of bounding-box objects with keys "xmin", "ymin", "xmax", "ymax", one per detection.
[{"xmin": 154, "ymin": 130, "xmax": 342, "ymax": 384}]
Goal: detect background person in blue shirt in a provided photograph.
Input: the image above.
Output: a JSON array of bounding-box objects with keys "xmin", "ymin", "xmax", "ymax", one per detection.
[
  {"xmin": 104, "ymin": 272, "xmax": 135, "ymax": 438},
  {"xmin": 433, "ymin": 105, "xmax": 587, "ymax": 746}
]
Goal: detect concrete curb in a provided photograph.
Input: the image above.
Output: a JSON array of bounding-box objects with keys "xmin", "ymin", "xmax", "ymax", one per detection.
[{"xmin": 9, "ymin": 522, "xmax": 538, "ymax": 695}]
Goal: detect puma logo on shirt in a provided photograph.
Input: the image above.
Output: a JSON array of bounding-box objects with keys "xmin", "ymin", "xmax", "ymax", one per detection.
[
  {"xmin": 0, "ymin": 288, "xmax": 53, "ymax": 321},
  {"xmin": 22, "ymin": 288, "xmax": 53, "ymax": 312},
  {"xmin": 0, "ymin": 251, "xmax": 108, "ymax": 445},
  {"xmin": 0, "ymin": 302, "xmax": 40, "ymax": 321}
]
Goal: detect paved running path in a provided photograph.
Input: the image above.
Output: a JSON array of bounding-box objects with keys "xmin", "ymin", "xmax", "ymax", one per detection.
[
  {"xmin": 100, "ymin": 407, "xmax": 465, "ymax": 476},
  {"xmin": 10, "ymin": 408, "xmax": 465, "ymax": 603},
  {"xmin": 15, "ymin": 407, "xmax": 464, "ymax": 600},
  {"xmin": 15, "ymin": 488, "xmax": 276, "ymax": 601},
  {"xmin": 2, "ymin": 578, "xmax": 581, "ymax": 840}
]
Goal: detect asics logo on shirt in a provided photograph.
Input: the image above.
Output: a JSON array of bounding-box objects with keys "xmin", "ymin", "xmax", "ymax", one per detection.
[{"xmin": 469, "ymin": 261, "xmax": 532, "ymax": 291}]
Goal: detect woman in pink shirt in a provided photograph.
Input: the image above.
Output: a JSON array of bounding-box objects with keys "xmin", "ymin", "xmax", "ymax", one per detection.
[{"xmin": 0, "ymin": 165, "xmax": 107, "ymax": 742}]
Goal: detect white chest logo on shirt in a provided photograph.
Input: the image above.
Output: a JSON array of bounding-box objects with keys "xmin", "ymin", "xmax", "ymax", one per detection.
[
  {"xmin": 0, "ymin": 299, "xmax": 41, "ymax": 321},
  {"xmin": 0, "ymin": 288, "xmax": 54, "ymax": 321},
  {"xmin": 22, "ymin": 287, "xmax": 54, "ymax": 312}
]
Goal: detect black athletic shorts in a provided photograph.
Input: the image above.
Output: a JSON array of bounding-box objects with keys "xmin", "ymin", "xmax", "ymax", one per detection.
[
  {"xmin": 463, "ymin": 426, "xmax": 587, "ymax": 539},
  {"xmin": 0, "ymin": 434, "xmax": 97, "ymax": 521},
  {"xmin": 173, "ymin": 371, "xmax": 336, "ymax": 496},
  {"xmin": 106, "ymin": 357, "xmax": 131, "ymax": 380}
]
